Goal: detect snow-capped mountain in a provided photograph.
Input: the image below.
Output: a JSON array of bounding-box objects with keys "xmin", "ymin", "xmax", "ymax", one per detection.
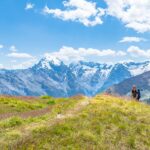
[
  {"xmin": 0, "ymin": 57, "xmax": 150, "ymax": 97},
  {"xmin": 100, "ymin": 63, "xmax": 131, "ymax": 92}
]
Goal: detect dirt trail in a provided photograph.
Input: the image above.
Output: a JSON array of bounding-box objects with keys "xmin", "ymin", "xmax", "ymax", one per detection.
[
  {"xmin": 10, "ymin": 98, "xmax": 90, "ymax": 148},
  {"xmin": 0, "ymin": 96, "xmax": 90, "ymax": 121},
  {"xmin": 0, "ymin": 106, "xmax": 52, "ymax": 120},
  {"xmin": 56, "ymin": 100, "xmax": 90, "ymax": 119}
]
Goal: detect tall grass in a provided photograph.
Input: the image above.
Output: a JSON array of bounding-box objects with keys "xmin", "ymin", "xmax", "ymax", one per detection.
[{"xmin": 15, "ymin": 95, "xmax": 150, "ymax": 150}]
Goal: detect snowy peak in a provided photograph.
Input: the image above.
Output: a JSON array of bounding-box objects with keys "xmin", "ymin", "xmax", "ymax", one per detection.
[
  {"xmin": 34, "ymin": 56, "xmax": 64, "ymax": 70},
  {"xmin": 69, "ymin": 61, "xmax": 112, "ymax": 78},
  {"xmin": 44, "ymin": 55, "xmax": 62, "ymax": 66}
]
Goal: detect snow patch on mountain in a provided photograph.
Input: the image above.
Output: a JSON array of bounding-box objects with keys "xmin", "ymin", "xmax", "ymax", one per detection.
[
  {"xmin": 124, "ymin": 61, "xmax": 150, "ymax": 76},
  {"xmin": 44, "ymin": 55, "xmax": 61, "ymax": 66},
  {"xmin": 0, "ymin": 58, "xmax": 150, "ymax": 97}
]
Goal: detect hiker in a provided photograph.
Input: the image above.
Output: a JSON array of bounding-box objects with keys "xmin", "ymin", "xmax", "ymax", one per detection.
[
  {"xmin": 137, "ymin": 89, "xmax": 141, "ymax": 101},
  {"xmin": 131, "ymin": 85, "xmax": 137, "ymax": 99}
]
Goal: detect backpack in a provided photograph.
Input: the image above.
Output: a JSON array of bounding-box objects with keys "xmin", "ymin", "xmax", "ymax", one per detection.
[{"xmin": 137, "ymin": 89, "xmax": 141, "ymax": 99}]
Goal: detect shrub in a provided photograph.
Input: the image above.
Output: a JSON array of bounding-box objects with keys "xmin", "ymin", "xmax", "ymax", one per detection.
[
  {"xmin": 40, "ymin": 95, "xmax": 52, "ymax": 99},
  {"xmin": 47, "ymin": 100, "xmax": 55, "ymax": 105},
  {"xmin": 1, "ymin": 117, "xmax": 23, "ymax": 128}
]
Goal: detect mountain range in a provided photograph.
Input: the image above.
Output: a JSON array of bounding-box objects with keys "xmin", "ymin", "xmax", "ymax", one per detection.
[{"xmin": 0, "ymin": 56, "xmax": 150, "ymax": 97}]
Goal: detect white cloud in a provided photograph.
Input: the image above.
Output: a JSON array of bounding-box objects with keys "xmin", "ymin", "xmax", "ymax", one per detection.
[
  {"xmin": 0, "ymin": 64, "xmax": 4, "ymax": 69},
  {"xmin": 117, "ymin": 51, "xmax": 126, "ymax": 56},
  {"xmin": 127, "ymin": 46, "xmax": 150, "ymax": 57},
  {"xmin": 105, "ymin": 0, "xmax": 150, "ymax": 32},
  {"xmin": 44, "ymin": 46, "xmax": 126, "ymax": 63},
  {"xmin": 7, "ymin": 52, "xmax": 34, "ymax": 59},
  {"xmin": 120, "ymin": 36, "xmax": 146, "ymax": 43},
  {"xmin": 25, "ymin": 3, "xmax": 34, "ymax": 10},
  {"xmin": 0, "ymin": 45, "xmax": 4, "ymax": 49},
  {"xmin": 119, "ymin": 59, "xmax": 134, "ymax": 63},
  {"xmin": 43, "ymin": 0, "xmax": 105, "ymax": 26},
  {"xmin": 41, "ymin": 0, "xmax": 150, "ymax": 32},
  {"xmin": 10, "ymin": 58, "xmax": 37, "ymax": 69},
  {"xmin": 9, "ymin": 45, "xmax": 18, "ymax": 52}
]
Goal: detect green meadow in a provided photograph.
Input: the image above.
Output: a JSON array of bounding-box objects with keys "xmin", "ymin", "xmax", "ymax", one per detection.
[{"xmin": 0, "ymin": 95, "xmax": 150, "ymax": 150}]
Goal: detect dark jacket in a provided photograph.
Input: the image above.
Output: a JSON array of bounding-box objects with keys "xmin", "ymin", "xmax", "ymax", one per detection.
[{"xmin": 132, "ymin": 90, "xmax": 137, "ymax": 98}]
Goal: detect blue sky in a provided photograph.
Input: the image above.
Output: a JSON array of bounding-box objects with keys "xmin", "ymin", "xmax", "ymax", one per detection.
[{"xmin": 0, "ymin": 0, "xmax": 150, "ymax": 69}]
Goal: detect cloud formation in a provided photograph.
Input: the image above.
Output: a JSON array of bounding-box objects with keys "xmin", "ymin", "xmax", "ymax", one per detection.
[
  {"xmin": 44, "ymin": 46, "xmax": 126, "ymax": 63},
  {"xmin": 0, "ymin": 64, "xmax": 4, "ymax": 69},
  {"xmin": 127, "ymin": 46, "xmax": 150, "ymax": 58},
  {"xmin": 25, "ymin": 3, "xmax": 34, "ymax": 10},
  {"xmin": 7, "ymin": 52, "xmax": 33, "ymax": 59},
  {"xmin": 9, "ymin": 45, "xmax": 18, "ymax": 52},
  {"xmin": 43, "ymin": 0, "xmax": 105, "ymax": 26},
  {"xmin": 119, "ymin": 37, "xmax": 146, "ymax": 43},
  {"xmin": 10, "ymin": 58, "xmax": 37, "ymax": 69},
  {"xmin": 0, "ymin": 45, "xmax": 4, "ymax": 49},
  {"xmin": 105, "ymin": 0, "xmax": 150, "ymax": 32},
  {"xmin": 41, "ymin": 0, "xmax": 150, "ymax": 32}
]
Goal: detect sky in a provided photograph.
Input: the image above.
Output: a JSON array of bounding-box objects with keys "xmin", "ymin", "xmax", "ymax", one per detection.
[{"xmin": 0, "ymin": 0, "xmax": 150, "ymax": 69}]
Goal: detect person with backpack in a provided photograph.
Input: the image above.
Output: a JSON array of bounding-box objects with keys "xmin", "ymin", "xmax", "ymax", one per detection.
[{"xmin": 131, "ymin": 85, "xmax": 137, "ymax": 99}]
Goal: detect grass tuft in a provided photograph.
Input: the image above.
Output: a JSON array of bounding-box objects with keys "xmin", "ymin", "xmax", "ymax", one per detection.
[{"xmin": 0, "ymin": 117, "xmax": 23, "ymax": 128}]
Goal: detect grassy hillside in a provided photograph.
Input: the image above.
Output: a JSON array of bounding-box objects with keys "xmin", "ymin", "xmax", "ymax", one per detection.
[
  {"xmin": 0, "ymin": 95, "xmax": 150, "ymax": 150},
  {"xmin": 0, "ymin": 96, "xmax": 46, "ymax": 115}
]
